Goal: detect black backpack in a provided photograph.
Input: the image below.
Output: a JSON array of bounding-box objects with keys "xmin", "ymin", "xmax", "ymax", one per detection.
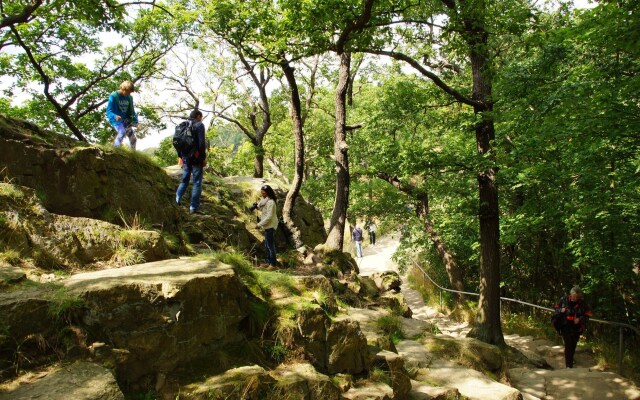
[{"xmin": 172, "ymin": 120, "xmax": 196, "ymax": 160}]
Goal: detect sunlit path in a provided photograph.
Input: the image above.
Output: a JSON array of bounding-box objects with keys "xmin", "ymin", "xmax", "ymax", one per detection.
[
  {"xmin": 355, "ymin": 234, "xmax": 472, "ymax": 337},
  {"xmin": 355, "ymin": 234, "xmax": 401, "ymax": 276}
]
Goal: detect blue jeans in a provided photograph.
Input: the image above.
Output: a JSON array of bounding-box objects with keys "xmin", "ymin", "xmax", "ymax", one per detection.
[
  {"xmin": 355, "ymin": 241, "xmax": 363, "ymax": 258},
  {"xmin": 264, "ymin": 228, "xmax": 276, "ymax": 266},
  {"xmin": 113, "ymin": 122, "xmax": 137, "ymax": 149},
  {"xmin": 176, "ymin": 164, "xmax": 203, "ymax": 211}
]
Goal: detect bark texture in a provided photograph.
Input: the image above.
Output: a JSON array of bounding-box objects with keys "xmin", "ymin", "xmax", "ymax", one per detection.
[
  {"xmin": 280, "ymin": 58, "xmax": 305, "ymax": 249},
  {"xmin": 325, "ymin": 52, "xmax": 352, "ymax": 251}
]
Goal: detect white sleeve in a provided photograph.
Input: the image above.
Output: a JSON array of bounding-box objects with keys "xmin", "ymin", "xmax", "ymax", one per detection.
[{"xmin": 258, "ymin": 200, "xmax": 274, "ymax": 228}]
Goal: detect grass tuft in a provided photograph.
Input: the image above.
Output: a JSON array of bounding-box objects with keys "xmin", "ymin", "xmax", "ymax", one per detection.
[
  {"xmin": 110, "ymin": 246, "xmax": 144, "ymax": 266},
  {"xmin": 376, "ymin": 314, "xmax": 405, "ymax": 343},
  {"xmin": 0, "ymin": 183, "xmax": 23, "ymax": 200}
]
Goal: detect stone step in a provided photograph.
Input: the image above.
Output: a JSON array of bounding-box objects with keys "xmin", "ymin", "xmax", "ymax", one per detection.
[
  {"xmin": 509, "ymin": 367, "xmax": 640, "ymax": 400},
  {"xmin": 396, "ymin": 340, "xmax": 433, "ymax": 372},
  {"xmin": 415, "ymin": 358, "xmax": 522, "ymax": 400},
  {"xmin": 409, "ymin": 380, "xmax": 462, "ymax": 400},
  {"xmin": 341, "ymin": 381, "xmax": 394, "ymax": 400}
]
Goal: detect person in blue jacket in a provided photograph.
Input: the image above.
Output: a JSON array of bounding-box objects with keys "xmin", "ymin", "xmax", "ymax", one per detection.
[
  {"xmin": 176, "ymin": 109, "xmax": 207, "ymax": 214},
  {"xmin": 106, "ymin": 81, "xmax": 139, "ymax": 149}
]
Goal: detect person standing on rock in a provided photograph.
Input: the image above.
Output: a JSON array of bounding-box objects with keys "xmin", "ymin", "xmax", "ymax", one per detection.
[
  {"xmin": 256, "ymin": 185, "xmax": 278, "ymax": 267},
  {"xmin": 352, "ymin": 224, "xmax": 364, "ymax": 258},
  {"xmin": 106, "ymin": 80, "xmax": 139, "ymax": 149},
  {"xmin": 175, "ymin": 109, "xmax": 207, "ymax": 214},
  {"xmin": 553, "ymin": 286, "xmax": 591, "ymax": 368}
]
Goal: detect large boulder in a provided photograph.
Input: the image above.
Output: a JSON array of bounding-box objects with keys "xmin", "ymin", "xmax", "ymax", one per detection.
[
  {"xmin": 62, "ymin": 257, "xmax": 258, "ymax": 386},
  {"xmin": 0, "ymin": 115, "xmax": 181, "ymax": 231},
  {"xmin": 179, "ymin": 365, "xmax": 275, "ymax": 400},
  {"xmin": 373, "ymin": 350, "xmax": 412, "ymax": 399},
  {"xmin": 421, "ymin": 334, "xmax": 505, "ymax": 375},
  {"xmin": 0, "ymin": 183, "xmax": 169, "ymax": 270},
  {"xmin": 285, "ymin": 303, "xmax": 370, "ymax": 375},
  {"xmin": 222, "ymin": 177, "xmax": 327, "ymax": 248},
  {"xmin": 370, "ymin": 271, "xmax": 402, "ymax": 293},
  {"xmin": 268, "ymin": 362, "xmax": 342, "ymax": 399},
  {"xmin": 0, "ymin": 361, "xmax": 124, "ymax": 400},
  {"xmin": 0, "ymin": 283, "xmax": 77, "ymax": 379},
  {"xmin": 326, "ymin": 319, "xmax": 370, "ymax": 374}
]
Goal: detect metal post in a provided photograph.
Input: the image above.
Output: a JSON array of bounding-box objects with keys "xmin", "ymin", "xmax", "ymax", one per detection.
[
  {"xmin": 618, "ymin": 327, "xmax": 624, "ymax": 375},
  {"xmin": 439, "ymin": 289, "xmax": 443, "ymax": 313}
]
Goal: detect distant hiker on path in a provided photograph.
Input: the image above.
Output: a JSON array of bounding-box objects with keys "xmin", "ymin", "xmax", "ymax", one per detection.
[
  {"xmin": 175, "ymin": 109, "xmax": 207, "ymax": 214},
  {"xmin": 368, "ymin": 222, "xmax": 377, "ymax": 246},
  {"xmin": 256, "ymin": 185, "xmax": 278, "ymax": 267},
  {"xmin": 352, "ymin": 224, "xmax": 364, "ymax": 258},
  {"xmin": 553, "ymin": 286, "xmax": 592, "ymax": 368},
  {"xmin": 106, "ymin": 80, "xmax": 139, "ymax": 149}
]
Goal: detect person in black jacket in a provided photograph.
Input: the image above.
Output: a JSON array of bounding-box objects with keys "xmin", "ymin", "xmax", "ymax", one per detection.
[
  {"xmin": 553, "ymin": 286, "xmax": 592, "ymax": 368},
  {"xmin": 352, "ymin": 224, "xmax": 363, "ymax": 258},
  {"xmin": 175, "ymin": 109, "xmax": 207, "ymax": 214}
]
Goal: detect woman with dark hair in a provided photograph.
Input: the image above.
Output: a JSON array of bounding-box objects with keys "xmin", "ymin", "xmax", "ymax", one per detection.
[
  {"xmin": 553, "ymin": 286, "xmax": 591, "ymax": 368},
  {"xmin": 256, "ymin": 185, "xmax": 278, "ymax": 267}
]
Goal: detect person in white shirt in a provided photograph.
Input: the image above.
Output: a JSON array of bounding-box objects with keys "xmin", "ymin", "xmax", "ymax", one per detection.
[
  {"xmin": 368, "ymin": 222, "xmax": 376, "ymax": 246},
  {"xmin": 256, "ymin": 185, "xmax": 279, "ymax": 267}
]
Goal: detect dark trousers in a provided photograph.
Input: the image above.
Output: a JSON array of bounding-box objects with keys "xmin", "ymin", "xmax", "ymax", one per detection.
[
  {"xmin": 264, "ymin": 228, "xmax": 276, "ymax": 266},
  {"xmin": 562, "ymin": 329, "xmax": 581, "ymax": 368},
  {"xmin": 369, "ymin": 231, "xmax": 376, "ymax": 245}
]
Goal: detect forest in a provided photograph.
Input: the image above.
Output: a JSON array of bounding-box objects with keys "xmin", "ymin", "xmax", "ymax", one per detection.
[{"xmin": 1, "ymin": 0, "xmax": 638, "ymax": 348}]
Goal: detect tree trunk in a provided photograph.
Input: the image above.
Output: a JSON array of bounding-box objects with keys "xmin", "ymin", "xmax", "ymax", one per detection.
[
  {"xmin": 465, "ymin": 12, "xmax": 504, "ymax": 346},
  {"xmin": 325, "ymin": 52, "xmax": 351, "ymax": 250},
  {"xmin": 414, "ymin": 192, "xmax": 466, "ymax": 300},
  {"xmin": 280, "ymin": 58, "xmax": 305, "ymax": 249},
  {"xmin": 377, "ymin": 172, "xmax": 465, "ymax": 299},
  {"xmin": 267, "ymin": 156, "xmax": 290, "ymax": 184},
  {"xmin": 253, "ymin": 149, "xmax": 264, "ymax": 178}
]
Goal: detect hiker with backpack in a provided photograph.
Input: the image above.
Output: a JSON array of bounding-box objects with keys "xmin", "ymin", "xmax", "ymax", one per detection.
[
  {"xmin": 106, "ymin": 81, "xmax": 139, "ymax": 149},
  {"xmin": 175, "ymin": 109, "xmax": 207, "ymax": 214},
  {"xmin": 552, "ymin": 286, "xmax": 592, "ymax": 368}
]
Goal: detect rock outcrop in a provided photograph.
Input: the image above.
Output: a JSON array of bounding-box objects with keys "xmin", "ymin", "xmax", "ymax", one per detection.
[
  {"xmin": 0, "ymin": 183, "xmax": 169, "ymax": 270},
  {"xmin": 0, "ymin": 115, "xmax": 181, "ymax": 232},
  {"xmin": 222, "ymin": 177, "xmax": 328, "ymax": 249},
  {"xmin": 63, "ymin": 257, "xmax": 258, "ymax": 385},
  {"xmin": 0, "ymin": 361, "xmax": 124, "ymax": 400}
]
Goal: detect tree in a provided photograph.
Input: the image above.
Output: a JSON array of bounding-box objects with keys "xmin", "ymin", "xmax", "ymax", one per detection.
[
  {"xmin": 325, "ymin": 52, "xmax": 352, "ymax": 250},
  {"xmin": 1, "ymin": 1, "xmax": 179, "ymax": 142},
  {"xmin": 279, "ymin": 56, "xmax": 305, "ymax": 248},
  {"xmin": 496, "ymin": 0, "xmax": 640, "ymax": 324},
  {"xmin": 209, "ymin": 48, "xmax": 273, "ymax": 178},
  {"xmin": 354, "ymin": 0, "xmax": 541, "ymax": 345}
]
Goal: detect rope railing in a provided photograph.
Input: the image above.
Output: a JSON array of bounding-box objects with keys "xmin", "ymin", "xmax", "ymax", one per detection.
[{"xmin": 409, "ymin": 258, "xmax": 639, "ymax": 375}]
